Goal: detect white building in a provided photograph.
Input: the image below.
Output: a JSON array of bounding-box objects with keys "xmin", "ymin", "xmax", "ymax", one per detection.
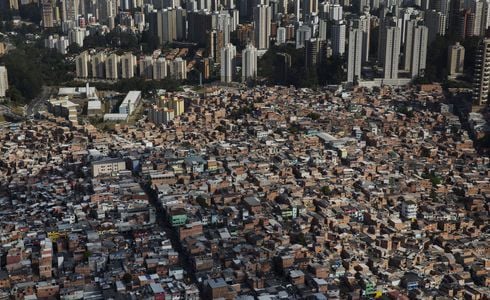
[
  {"xmin": 379, "ymin": 22, "xmax": 401, "ymax": 80},
  {"xmin": 448, "ymin": 42, "xmax": 465, "ymax": 78},
  {"xmin": 347, "ymin": 28, "xmax": 362, "ymax": 84},
  {"xmin": 76, "ymin": 51, "xmax": 90, "ymax": 78},
  {"xmin": 296, "ymin": 25, "xmax": 312, "ymax": 48},
  {"xmin": 139, "ymin": 56, "xmax": 154, "ymax": 78},
  {"xmin": 68, "ymin": 27, "xmax": 86, "ymax": 47},
  {"xmin": 105, "ymin": 53, "xmax": 119, "ymax": 80},
  {"xmin": 276, "ymin": 27, "xmax": 286, "ymax": 44},
  {"xmin": 331, "ymin": 21, "xmax": 346, "ymax": 56},
  {"xmin": 91, "ymin": 52, "xmax": 106, "ymax": 79},
  {"xmin": 401, "ymin": 200, "xmax": 418, "ymax": 220},
  {"xmin": 169, "ymin": 57, "xmax": 187, "ymax": 80},
  {"xmin": 0, "ymin": 66, "xmax": 8, "ymax": 98},
  {"xmin": 153, "ymin": 57, "xmax": 169, "ymax": 80},
  {"xmin": 119, "ymin": 91, "xmax": 141, "ymax": 115},
  {"xmin": 242, "ymin": 43, "xmax": 258, "ymax": 82},
  {"xmin": 121, "ymin": 53, "xmax": 136, "ymax": 79},
  {"xmin": 404, "ymin": 21, "xmax": 428, "ymax": 78},
  {"xmin": 221, "ymin": 43, "xmax": 236, "ymax": 83},
  {"xmin": 253, "ymin": 4, "xmax": 272, "ymax": 50}
]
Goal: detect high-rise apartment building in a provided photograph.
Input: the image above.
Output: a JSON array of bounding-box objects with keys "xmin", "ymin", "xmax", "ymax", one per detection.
[
  {"xmin": 253, "ymin": 4, "xmax": 272, "ymax": 50},
  {"xmin": 207, "ymin": 30, "xmax": 224, "ymax": 62},
  {"xmin": 121, "ymin": 53, "xmax": 136, "ymax": 79},
  {"xmin": 220, "ymin": 43, "xmax": 236, "ymax": 82},
  {"xmin": 352, "ymin": 14, "xmax": 370, "ymax": 63},
  {"xmin": 139, "ymin": 56, "xmax": 154, "ymax": 79},
  {"xmin": 42, "ymin": 0, "xmax": 54, "ymax": 28},
  {"xmin": 242, "ymin": 43, "xmax": 258, "ymax": 82},
  {"xmin": 157, "ymin": 8, "xmax": 177, "ymax": 44},
  {"xmin": 305, "ymin": 38, "xmax": 325, "ymax": 69},
  {"xmin": 76, "ymin": 51, "xmax": 90, "ymax": 78},
  {"xmin": 379, "ymin": 22, "xmax": 401, "ymax": 80},
  {"xmin": 347, "ymin": 27, "xmax": 363, "ymax": 83},
  {"xmin": 296, "ymin": 25, "xmax": 312, "ymax": 48},
  {"xmin": 404, "ymin": 21, "xmax": 428, "ymax": 78},
  {"xmin": 277, "ymin": 27, "xmax": 286, "ymax": 44},
  {"xmin": 105, "ymin": 53, "xmax": 119, "ymax": 80},
  {"xmin": 91, "ymin": 52, "xmax": 106, "ymax": 79},
  {"xmin": 448, "ymin": 42, "xmax": 465, "ymax": 78},
  {"xmin": 170, "ymin": 57, "xmax": 187, "ymax": 80},
  {"xmin": 0, "ymin": 66, "xmax": 8, "ymax": 98},
  {"xmin": 425, "ymin": 9, "xmax": 447, "ymax": 43},
  {"xmin": 153, "ymin": 57, "xmax": 168, "ymax": 80},
  {"xmin": 331, "ymin": 21, "xmax": 346, "ymax": 56},
  {"xmin": 472, "ymin": 38, "xmax": 490, "ymax": 106}
]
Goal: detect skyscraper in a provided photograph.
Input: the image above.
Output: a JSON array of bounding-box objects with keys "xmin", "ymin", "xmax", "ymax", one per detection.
[
  {"xmin": 302, "ymin": 0, "xmax": 318, "ymax": 20},
  {"xmin": 68, "ymin": 27, "xmax": 86, "ymax": 47},
  {"xmin": 352, "ymin": 14, "xmax": 370, "ymax": 64},
  {"xmin": 121, "ymin": 53, "xmax": 136, "ymax": 79},
  {"xmin": 404, "ymin": 21, "xmax": 428, "ymax": 78},
  {"xmin": 220, "ymin": 43, "xmax": 236, "ymax": 82},
  {"xmin": 448, "ymin": 42, "xmax": 465, "ymax": 78},
  {"xmin": 76, "ymin": 51, "xmax": 90, "ymax": 78},
  {"xmin": 157, "ymin": 8, "xmax": 177, "ymax": 44},
  {"xmin": 472, "ymin": 38, "xmax": 490, "ymax": 106},
  {"xmin": 277, "ymin": 27, "xmax": 286, "ymax": 44},
  {"xmin": 331, "ymin": 21, "xmax": 346, "ymax": 56},
  {"xmin": 105, "ymin": 53, "xmax": 119, "ymax": 80},
  {"xmin": 296, "ymin": 25, "xmax": 312, "ymax": 48},
  {"xmin": 379, "ymin": 22, "xmax": 401, "ymax": 80},
  {"xmin": 91, "ymin": 52, "xmax": 106, "ymax": 79},
  {"xmin": 425, "ymin": 9, "xmax": 447, "ymax": 43},
  {"xmin": 347, "ymin": 28, "xmax": 363, "ymax": 84},
  {"xmin": 207, "ymin": 30, "xmax": 224, "ymax": 62},
  {"xmin": 242, "ymin": 43, "xmax": 258, "ymax": 82},
  {"xmin": 170, "ymin": 57, "xmax": 187, "ymax": 80},
  {"xmin": 42, "ymin": 0, "xmax": 54, "ymax": 28},
  {"xmin": 305, "ymin": 38, "xmax": 325, "ymax": 70},
  {"xmin": 139, "ymin": 56, "xmax": 154, "ymax": 79},
  {"xmin": 0, "ymin": 66, "xmax": 8, "ymax": 98},
  {"xmin": 253, "ymin": 4, "xmax": 272, "ymax": 50},
  {"xmin": 153, "ymin": 57, "xmax": 169, "ymax": 80}
]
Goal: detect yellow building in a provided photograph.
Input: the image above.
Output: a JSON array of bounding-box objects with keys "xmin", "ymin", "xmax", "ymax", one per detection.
[{"xmin": 171, "ymin": 97, "xmax": 184, "ymax": 116}]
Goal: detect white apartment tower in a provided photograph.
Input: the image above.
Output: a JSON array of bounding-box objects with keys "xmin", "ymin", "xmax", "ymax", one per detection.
[
  {"xmin": 404, "ymin": 21, "xmax": 428, "ymax": 78},
  {"xmin": 76, "ymin": 51, "xmax": 90, "ymax": 78},
  {"xmin": 379, "ymin": 23, "xmax": 401, "ymax": 80},
  {"xmin": 220, "ymin": 43, "xmax": 236, "ymax": 83},
  {"xmin": 253, "ymin": 4, "xmax": 272, "ymax": 50},
  {"xmin": 157, "ymin": 8, "xmax": 177, "ymax": 44},
  {"xmin": 139, "ymin": 56, "xmax": 154, "ymax": 78},
  {"xmin": 170, "ymin": 57, "xmax": 187, "ymax": 80},
  {"xmin": 121, "ymin": 53, "xmax": 137, "ymax": 79},
  {"xmin": 0, "ymin": 66, "xmax": 8, "ymax": 98},
  {"xmin": 448, "ymin": 42, "xmax": 465, "ymax": 78},
  {"xmin": 352, "ymin": 14, "xmax": 370, "ymax": 64},
  {"xmin": 153, "ymin": 57, "xmax": 169, "ymax": 80},
  {"xmin": 242, "ymin": 43, "xmax": 258, "ymax": 82},
  {"xmin": 347, "ymin": 28, "xmax": 363, "ymax": 84},
  {"xmin": 91, "ymin": 52, "xmax": 106, "ymax": 79},
  {"xmin": 331, "ymin": 21, "xmax": 346, "ymax": 56},
  {"xmin": 105, "ymin": 53, "xmax": 119, "ymax": 80}
]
